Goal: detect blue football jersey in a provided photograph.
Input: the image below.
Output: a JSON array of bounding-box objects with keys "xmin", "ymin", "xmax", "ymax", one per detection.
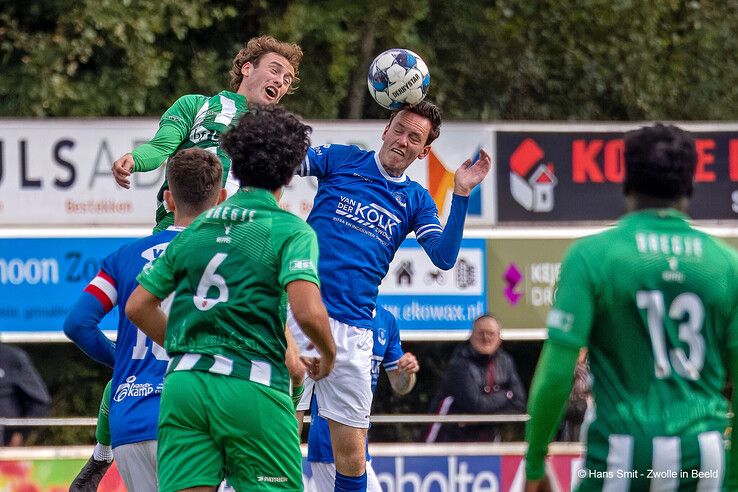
[
  {"xmin": 307, "ymin": 307, "xmax": 404, "ymax": 463},
  {"xmin": 83, "ymin": 227, "xmax": 181, "ymax": 447},
  {"xmin": 300, "ymin": 144, "xmax": 448, "ymax": 328}
]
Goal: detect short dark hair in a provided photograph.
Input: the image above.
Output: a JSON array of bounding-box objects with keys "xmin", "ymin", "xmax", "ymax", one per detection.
[
  {"xmin": 167, "ymin": 149, "xmax": 222, "ymax": 212},
  {"xmin": 624, "ymin": 123, "xmax": 696, "ymax": 200},
  {"xmin": 388, "ymin": 100, "xmax": 442, "ymax": 145},
  {"xmin": 473, "ymin": 313, "xmax": 501, "ymax": 327},
  {"xmin": 230, "ymin": 36, "xmax": 303, "ymax": 93},
  {"xmin": 221, "ymin": 105, "xmax": 311, "ymax": 191}
]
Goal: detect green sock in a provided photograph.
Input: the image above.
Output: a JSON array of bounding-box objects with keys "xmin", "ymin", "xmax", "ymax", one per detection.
[
  {"xmin": 95, "ymin": 380, "xmax": 112, "ymax": 446},
  {"xmin": 291, "ymin": 383, "xmax": 304, "ymax": 410}
]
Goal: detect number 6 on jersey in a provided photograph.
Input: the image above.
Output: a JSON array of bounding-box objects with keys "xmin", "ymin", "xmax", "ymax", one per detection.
[{"xmin": 194, "ymin": 253, "xmax": 230, "ymax": 311}]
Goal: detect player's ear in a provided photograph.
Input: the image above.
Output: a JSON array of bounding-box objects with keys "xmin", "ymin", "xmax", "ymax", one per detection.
[
  {"xmin": 216, "ymin": 188, "xmax": 227, "ymax": 205},
  {"xmin": 241, "ymin": 61, "xmax": 253, "ymax": 77},
  {"xmin": 418, "ymin": 145, "xmax": 431, "ymax": 160},
  {"xmin": 381, "ymin": 124, "xmax": 390, "ymax": 142},
  {"xmin": 164, "ymin": 190, "xmax": 176, "ymax": 213}
]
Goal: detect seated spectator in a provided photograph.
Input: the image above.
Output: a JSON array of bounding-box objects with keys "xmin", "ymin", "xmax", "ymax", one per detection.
[
  {"xmin": 0, "ymin": 343, "xmax": 51, "ymax": 445},
  {"xmin": 427, "ymin": 314, "xmax": 526, "ymax": 442}
]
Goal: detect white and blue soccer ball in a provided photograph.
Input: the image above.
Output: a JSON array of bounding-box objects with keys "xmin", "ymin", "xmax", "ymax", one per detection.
[{"xmin": 367, "ymin": 48, "xmax": 430, "ymax": 110}]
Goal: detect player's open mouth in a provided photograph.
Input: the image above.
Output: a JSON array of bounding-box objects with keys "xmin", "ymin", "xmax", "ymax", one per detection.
[{"xmin": 265, "ymin": 86, "xmax": 278, "ymax": 99}]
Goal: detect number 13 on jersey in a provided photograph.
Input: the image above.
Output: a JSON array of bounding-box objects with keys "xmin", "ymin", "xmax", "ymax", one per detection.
[{"xmin": 637, "ymin": 290, "xmax": 705, "ymax": 381}]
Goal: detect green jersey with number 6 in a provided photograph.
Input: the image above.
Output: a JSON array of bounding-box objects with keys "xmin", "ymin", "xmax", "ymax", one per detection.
[
  {"xmin": 136, "ymin": 188, "xmax": 320, "ymax": 394},
  {"xmin": 131, "ymin": 91, "xmax": 248, "ymax": 232},
  {"xmin": 548, "ymin": 209, "xmax": 738, "ymax": 480}
]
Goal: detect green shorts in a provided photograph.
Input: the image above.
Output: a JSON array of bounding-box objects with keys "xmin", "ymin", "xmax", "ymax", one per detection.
[
  {"xmin": 578, "ymin": 428, "xmax": 726, "ymax": 491},
  {"xmin": 157, "ymin": 370, "xmax": 302, "ymax": 492}
]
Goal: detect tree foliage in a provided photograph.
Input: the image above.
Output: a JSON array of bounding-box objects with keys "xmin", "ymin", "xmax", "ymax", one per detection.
[{"xmin": 3, "ymin": 0, "xmax": 738, "ymax": 120}]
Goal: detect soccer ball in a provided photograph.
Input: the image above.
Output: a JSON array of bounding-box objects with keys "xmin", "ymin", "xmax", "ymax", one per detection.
[{"xmin": 367, "ymin": 48, "xmax": 430, "ymax": 110}]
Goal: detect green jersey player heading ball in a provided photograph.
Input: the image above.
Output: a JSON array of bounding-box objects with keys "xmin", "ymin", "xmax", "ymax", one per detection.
[
  {"xmin": 525, "ymin": 124, "xmax": 738, "ymax": 492},
  {"xmin": 126, "ymin": 105, "xmax": 336, "ymax": 492},
  {"xmin": 112, "ymin": 35, "xmax": 302, "ymax": 232}
]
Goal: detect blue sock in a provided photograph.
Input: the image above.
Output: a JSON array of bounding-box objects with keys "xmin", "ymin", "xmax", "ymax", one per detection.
[{"xmin": 334, "ymin": 470, "xmax": 367, "ymax": 492}]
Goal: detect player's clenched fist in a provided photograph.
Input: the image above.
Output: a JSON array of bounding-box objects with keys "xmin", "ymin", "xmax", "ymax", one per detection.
[{"xmin": 112, "ymin": 153, "xmax": 135, "ymax": 188}]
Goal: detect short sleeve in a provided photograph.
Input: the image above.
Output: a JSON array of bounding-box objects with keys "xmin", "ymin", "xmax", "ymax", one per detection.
[
  {"xmin": 546, "ymin": 243, "xmax": 595, "ymax": 349},
  {"xmin": 279, "ymin": 226, "xmax": 321, "ymax": 288}
]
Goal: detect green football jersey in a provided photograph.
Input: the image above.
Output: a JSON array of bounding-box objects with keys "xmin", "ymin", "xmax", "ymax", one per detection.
[
  {"xmin": 548, "ymin": 209, "xmax": 738, "ymax": 479},
  {"xmin": 131, "ymin": 91, "xmax": 248, "ymax": 232},
  {"xmin": 136, "ymin": 188, "xmax": 320, "ymax": 394}
]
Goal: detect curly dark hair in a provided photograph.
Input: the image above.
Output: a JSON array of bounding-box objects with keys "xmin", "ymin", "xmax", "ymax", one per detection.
[
  {"xmin": 221, "ymin": 105, "xmax": 311, "ymax": 191},
  {"xmin": 166, "ymin": 148, "xmax": 222, "ymax": 213},
  {"xmin": 624, "ymin": 123, "xmax": 696, "ymax": 200},
  {"xmin": 388, "ymin": 100, "xmax": 442, "ymax": 145},
  {"xmin": 230, "ymin": 36, "xmax": 303, "ymax": 93}
]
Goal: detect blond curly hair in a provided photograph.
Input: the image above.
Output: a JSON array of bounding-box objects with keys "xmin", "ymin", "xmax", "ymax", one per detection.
[{"xmin": 230, "ymin": 36, "xmax": 303, "ymax": 94}]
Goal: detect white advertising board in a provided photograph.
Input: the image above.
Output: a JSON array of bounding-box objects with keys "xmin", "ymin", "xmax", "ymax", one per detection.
[{"xmin": 0, "ymin": 119, "xmax": 495, "ymax": 226}]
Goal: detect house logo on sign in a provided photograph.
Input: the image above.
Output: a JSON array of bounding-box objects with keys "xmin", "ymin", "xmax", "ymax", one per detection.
[
  {"xmin": 509, "ymin": 138, "xmax": 558, "ymax": 212},
  {"xmin": 395, "ymin": 261, "xmax": 414, "ymax": 286}
]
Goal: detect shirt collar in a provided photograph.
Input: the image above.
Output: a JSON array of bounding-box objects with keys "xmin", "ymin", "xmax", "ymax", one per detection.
[{"xmin": 374, "ymin": 153, "xmax": 408, "ymax": 183}]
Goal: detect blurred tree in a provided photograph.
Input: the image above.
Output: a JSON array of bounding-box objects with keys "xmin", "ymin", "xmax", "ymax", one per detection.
[{"xmin": 3, "ymin": 0, "xmax": 738, "ymax": 120}]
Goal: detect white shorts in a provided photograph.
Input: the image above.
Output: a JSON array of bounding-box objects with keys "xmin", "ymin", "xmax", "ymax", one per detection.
[
  {"xmin": 310, "ymin": 460, "xmax": 380, "ymax": 492},
  {"xmin": 296, "ymin": 374, "xmax": 315, "ymax": 412},
  {"xmin": 288, "ymin": 310, "xmax": 373, "ymax": 428},
  {"xmin": 113, "ymin": 440, "xmax": 157, "ymax": 492}
]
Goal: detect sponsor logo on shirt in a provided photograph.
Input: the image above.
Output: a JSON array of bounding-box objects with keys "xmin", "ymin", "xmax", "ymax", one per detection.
[
  {"xmin": 335, "ymin": 195, "xmax": 401, "ymax": 241},
  {"xmin": 547, "ymin": 308, "xmax": 574, "ymax": 332},
  {"xmin": 113, "ymin": 375, "xmax": 161, "ymax": 402},
  {"xmin": 377, "ymin": 328, "xmax": 387, "ymax": 346},
  {"xmin": 289, "ymin": 259, "xmax": 315, "ymax": 271},
  {"xmin": 189, "ymin": 125, "xmax": 218, "ymax": 144},
  {"xmin": 392, "ymin": 192, "xmax": 407, "ymax": 207}
]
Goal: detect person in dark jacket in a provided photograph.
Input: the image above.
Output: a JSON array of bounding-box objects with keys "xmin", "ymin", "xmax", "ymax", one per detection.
[
  {"xmin": 0, "ymin": 343, "xmax": 51, "ymax": 445},
  {"xmin": 427, "ymin": 314, "xmax": 527, "ymax": 442}
]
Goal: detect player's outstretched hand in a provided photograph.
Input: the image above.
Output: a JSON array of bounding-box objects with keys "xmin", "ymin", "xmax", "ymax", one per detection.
[
  {"xmin": 453, "ymin": 148, "xmax": 492, "ymax": 196},
  {"xmin": 112, "ymin": 153, "xmax": 135, "ymax": 189},
  {"xmin": 397, "ymin": 352, "xmax": 420, "ymax": 374},
  {"xmin": 524, "ymin": 477, "xmax": 552, "ymax": 492}
]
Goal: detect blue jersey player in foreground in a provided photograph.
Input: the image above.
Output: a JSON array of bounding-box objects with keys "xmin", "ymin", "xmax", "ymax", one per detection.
[
  {"xmin": 64, "ymin": 148, "xmax": 225, "ymax": 491},
  {"xmin": 288, "ymin": 100, "xmax": 491, "ymax": 491},
  {"xmin": 306, "ymin": 307, "xmax": 419, "ymax": 491}
]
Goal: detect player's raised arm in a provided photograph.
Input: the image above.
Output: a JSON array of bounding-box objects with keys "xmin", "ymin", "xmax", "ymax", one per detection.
[{"xmin": 112, "ymin": 95, "xmax": 202, "ymax": 189}]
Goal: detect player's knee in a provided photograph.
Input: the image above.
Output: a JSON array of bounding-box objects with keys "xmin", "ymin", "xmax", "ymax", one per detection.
[{"xmin": 334, "ymin": 453, "xmax": 366, "ymax": 477}]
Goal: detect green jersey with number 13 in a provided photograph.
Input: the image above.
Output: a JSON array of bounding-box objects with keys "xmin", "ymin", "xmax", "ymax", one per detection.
[{"xmin": 549, "ymin": 209, "xmax": 738, "ymax": 441}]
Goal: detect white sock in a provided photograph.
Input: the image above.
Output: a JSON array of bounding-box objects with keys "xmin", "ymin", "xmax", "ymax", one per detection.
[{"xmin": 92, "ymin": 442, "xmax": 113, "ymax": 463}]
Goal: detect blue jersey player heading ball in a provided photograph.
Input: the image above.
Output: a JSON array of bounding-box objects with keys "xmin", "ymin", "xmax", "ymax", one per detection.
[{"xmin": 288, "ymin": 100, "xmax": 491, "ymax": 492}]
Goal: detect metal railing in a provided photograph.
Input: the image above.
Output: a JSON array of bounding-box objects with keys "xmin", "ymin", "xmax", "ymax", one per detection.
[{"xmin": 0, "ymin": 414, "xmax": 529, "ymax": 428}]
